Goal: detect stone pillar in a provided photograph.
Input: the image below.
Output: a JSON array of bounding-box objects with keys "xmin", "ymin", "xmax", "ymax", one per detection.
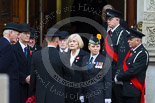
[
  {"xmin": 142, "ymin": 0, "xmax": 155, "ymax": 103},
  {"xmin": 0, "ymin": 74, "xmax": 9, "ymax": 103}
]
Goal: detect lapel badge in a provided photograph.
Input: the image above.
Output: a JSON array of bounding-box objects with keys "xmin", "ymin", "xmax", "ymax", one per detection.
[{"xmin": 75, "ymin": 56, "xmax": 80, "ymax": 62}]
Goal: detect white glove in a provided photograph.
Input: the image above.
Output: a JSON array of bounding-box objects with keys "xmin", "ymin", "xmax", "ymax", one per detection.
[
  {"xmin": 114, "ymin": 76, "xmax": 123, "ymax": 85},
  {"xmin": 105, "ymin": 99, "xmax": 111, "ymax": 103},
  {"xmin": 79, "ymin": 96, "xmax": 84, "ymax": 103}
]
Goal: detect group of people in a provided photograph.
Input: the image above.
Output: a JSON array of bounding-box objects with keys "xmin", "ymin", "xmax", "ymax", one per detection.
[
  {"xmin": 0, "ymin": 22, "xmax": 41, "ymax": 103},
  {"xmin": 0, "ymin": 4, "xmax": 149, "ymax": 103}
]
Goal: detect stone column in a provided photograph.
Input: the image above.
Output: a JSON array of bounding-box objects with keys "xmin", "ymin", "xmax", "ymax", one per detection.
[
  {"xmin": 0, "ymin": 74, "xmax": 9, "ymax": 103},
  {"xmin": 142, "ymin": 0, "xmax": 155, "ymax": 103}
]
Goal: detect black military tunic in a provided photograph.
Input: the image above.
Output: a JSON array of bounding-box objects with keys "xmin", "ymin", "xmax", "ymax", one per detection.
[
  {"xmin": 102, "ymin": 25, "xmax": 130, "ymax": 78},
  {"xmin": 117, "ymin": 44, "xmax": 149, "ymax": 103}
]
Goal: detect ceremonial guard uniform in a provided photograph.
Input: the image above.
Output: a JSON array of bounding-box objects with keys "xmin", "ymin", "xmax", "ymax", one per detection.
[
  {"xmin": 82, "ymin": 36, "xmax": 112, "ymax": 103},
  {"xmin": 102, "ymin": 9, "xmax": 130, "ymax": 103},
  {"xmin": 115, "ymin": 29, "xmax": 149, "ymax": 103}
]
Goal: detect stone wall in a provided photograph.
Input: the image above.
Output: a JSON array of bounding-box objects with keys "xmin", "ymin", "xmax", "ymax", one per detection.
[{"xmin": 141, "ymin": 0, "xmax": 155, "ymax": 102}]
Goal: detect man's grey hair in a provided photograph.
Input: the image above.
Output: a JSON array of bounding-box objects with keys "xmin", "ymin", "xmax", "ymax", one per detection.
[
  {"xmin": 136, "ymin": 38, "xmax": 142, "ymax": 42},
  {"xmin": 3, "ymin": 30, "xmax": 12, "ymax": 35}
]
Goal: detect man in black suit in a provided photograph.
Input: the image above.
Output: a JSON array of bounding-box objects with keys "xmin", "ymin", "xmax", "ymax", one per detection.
[
  {"xmin": 102, "ymin": 9, "xmax": 130, "ymax": 103},
  {"xmin": 82, "ymin": 36, "xmax": 112, "ymax": 103},
  {"xmin": 28, "ymin": 28, "xmax": 42, "ymax": 55},
  {"xmin": 30, "ymin": 28, "xmax": 65, "ymax": 103},
  {"xmin": 13, "ymin": 23, "xmax": 31, "ymax": 103},
  {"xmin": 0, "ymin": 22, "xmax": 20, "ymax": 103},
  {"xmin": 115, "ymin": 29, "xmax": 149, "ymax": 103}
]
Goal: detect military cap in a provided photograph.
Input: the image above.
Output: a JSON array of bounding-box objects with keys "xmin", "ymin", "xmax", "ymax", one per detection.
[
  {"xmin": 59, "ymin": 31, "xmax": 69, "ymax": 39},
  {"xmin": 127, "ymin": 28, "xmax": 145, "ymax": 38},
  {"xmin": 3, "ymin": 22, "xmax": 21, "ymax": 32},
  {"xmin": 19, "ymin": 23, "xmax": 31, "ymax": 32},
  {"xmin": 30, "ymin": 28, "xmax": 38, "ymax": 38},
  {"xmin": 89, "ymin": 36, "xmax": 100, "ymax": 45},
  {"xmin": 106, "ymin": 9, "xmax": 122, "ymax": 18},
  {"xmin": 46, "ymin": 28, "xmax": 60, "ymax": 37}
]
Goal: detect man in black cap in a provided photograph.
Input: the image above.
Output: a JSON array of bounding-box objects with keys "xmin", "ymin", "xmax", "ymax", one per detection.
[
  {"xmin": 30, "ymin": 28, "xmax": 65, "ymax": 103},
  {"xmin": 114, "ymin": 29, "xmax": 149, "ymax": 103},
  {"xmin": 58, "ymin": 31, "xmax": 69, "ymax": 53},
  {"xmin": 102, "ymin": 9, "xmax": 130, "ymax": 103},
  {"xmin": 82, "ymin": 36, "xmax": 112, "ymax": 103},
  {"xmin": 0, "ymin": 22, "xmax": 20, "ymax": 103},
  {"xmin": 28, "ymin": 28, "xmax": 42, "ymax": 55},
  {"xmin": 102, "ymin": 4, "xmax": 128, "ymax": 32},
  {"xmin": 13, "ymin": 23, "xmax": 32, "ymax": 103}
]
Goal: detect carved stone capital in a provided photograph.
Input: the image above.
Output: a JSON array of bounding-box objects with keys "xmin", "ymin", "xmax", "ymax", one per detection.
[
  {"xmin": 144, "ymin": 12, "xmax": 155, "ymax": 21},
  {"xmin": 142, "ymin": 22, "xmax": 155, "ymax": 62},
  {"xmin": 144, "ymin": 0, "xmax": 155, "ymax": 11}
]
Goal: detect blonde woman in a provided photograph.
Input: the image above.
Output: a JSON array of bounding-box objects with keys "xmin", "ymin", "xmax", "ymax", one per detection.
[{"xmin": 65, "ymin": 33, "xmax": 88, "ymax": 103}]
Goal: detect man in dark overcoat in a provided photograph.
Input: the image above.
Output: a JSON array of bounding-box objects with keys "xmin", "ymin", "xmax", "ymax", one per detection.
[
  {"xmin": 30, "ymin": 28, "xmax": 65, "ymax": 103},
  {"xmin": 13, "ymin": 23, "xmax": 31, "ymax": 103},
  {"xmin": 0, "ymin": 22, "xmax": 20, "ymax": 103}
]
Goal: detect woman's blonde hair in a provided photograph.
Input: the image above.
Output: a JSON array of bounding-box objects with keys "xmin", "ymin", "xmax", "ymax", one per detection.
[{"xmin": 67, "ymin": 33, "xmax": 84, "ymax": 49}]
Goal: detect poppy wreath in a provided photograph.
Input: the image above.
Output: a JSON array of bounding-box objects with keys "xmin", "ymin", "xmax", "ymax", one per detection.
[{"xmin": 26, "ymin": 95, "xmax": 35, "ymax": 103}]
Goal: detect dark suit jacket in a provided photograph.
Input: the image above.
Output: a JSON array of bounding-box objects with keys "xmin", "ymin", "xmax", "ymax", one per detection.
[
  {"xmin": 30, "ymin": 47, "xmax": 65, "ymax": 103},
  {"xmin": 0, "ymin": 37, "xmax": 20, "ymax": 103},
  {"xmin": 102, "ymin": 25, "xmax": 130, "ymax": 78},
  {"xmin": 117, "ymin": 44, "xmax": 149, "ymax": 97},
  {"xmin": 63, "ymin": 49, "xmax": 89, "ymax": 103},
  {"xmin": 82, "ymin": 53, "xmax": 112, "ymax": 103},
  {"xmin": 13, "ymin": 41, "xmax": 32, "ymax": 103}
]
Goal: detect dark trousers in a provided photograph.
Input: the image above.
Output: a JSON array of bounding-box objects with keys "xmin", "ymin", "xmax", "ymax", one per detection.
[
  {"xmin": 85, "ymin": 91, "xmax": 105, "ymax": 103},
  {"xmin": 19, "ymin": 83, "xmax": 29, "ymax": 103},
  {"xmin": 122, "ymin": 96, "xmax": 141, "ymax": 103},
  {"xmin": 112, "ymin": 83, "xmax": 123, "ymax": 103}
]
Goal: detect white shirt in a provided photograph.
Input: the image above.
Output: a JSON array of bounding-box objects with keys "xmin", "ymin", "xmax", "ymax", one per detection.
[
  {"xmin": 60, "ymin": 48, "xmax": 68, "ymax": 53},
  {"xmin": 47, "ymin": 45, "xmax": 56, "ymax": 48},
  {"xmin": 19, "ymin": 41, "xmax": 27, "ymax": 52},
  {"xmin": 89, "ymin": 53, "xmax": 99, "ymax": 63},
  {"xmin": 111, "ymin": 24, "xmax": 120, "ymax": 32},
  {"xmin": 132, "ymin": 43, "xmax": 142, "ymax": 51},
  {"xmin": 70, "ymin": 49, "xmax": 80, "ymax": 66}
]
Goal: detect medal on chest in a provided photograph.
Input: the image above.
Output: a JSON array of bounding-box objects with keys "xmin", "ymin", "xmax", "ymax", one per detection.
[{"xmin": 94, "ymin": 62, "xmax": 103, "ymax": 69}]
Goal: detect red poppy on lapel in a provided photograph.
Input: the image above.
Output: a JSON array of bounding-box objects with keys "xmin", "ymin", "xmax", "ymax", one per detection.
[
  {"xmin": 76, "ymin": 56, "xmax": 80, "ymax": 59},
  {"xmin": 30, "ymin": 51, "xmax": 32, "ymax": 55},
  {"xmin": 129, "ymin": 53, "xmax": 133, "ymax": 57}
]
